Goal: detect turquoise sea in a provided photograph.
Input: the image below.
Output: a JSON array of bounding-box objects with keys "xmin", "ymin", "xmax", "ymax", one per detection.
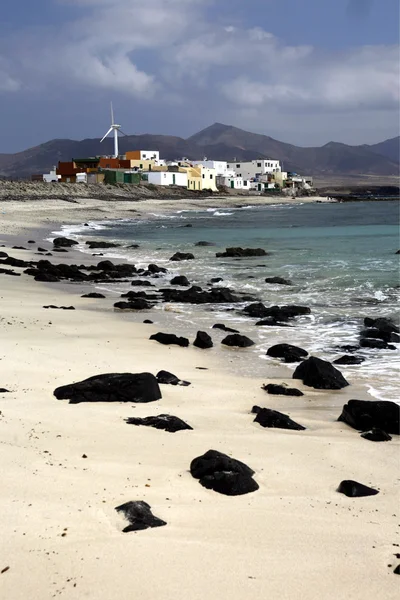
[{"xmin": 56, "ymin": 200, "xmax": 400, "ymax": 401}]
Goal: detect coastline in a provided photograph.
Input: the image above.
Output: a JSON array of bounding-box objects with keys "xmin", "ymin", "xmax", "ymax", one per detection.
[{"xmin": 1, "ymin": 203, "xmax": 399, "ymax": 599}]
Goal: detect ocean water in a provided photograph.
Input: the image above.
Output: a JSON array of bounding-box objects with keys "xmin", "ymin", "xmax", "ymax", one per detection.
[{"xmin": 55, "ymin": 201, "xmax": 400, "ymax": 401}]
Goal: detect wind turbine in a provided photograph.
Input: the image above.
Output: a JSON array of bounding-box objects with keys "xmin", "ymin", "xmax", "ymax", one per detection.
[{"xmin": 100, "ymin": 102, "xmax": 128, "ymax": 158}]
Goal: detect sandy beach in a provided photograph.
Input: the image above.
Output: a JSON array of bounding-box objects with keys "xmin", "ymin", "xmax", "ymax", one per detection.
[{"xmin": 1, "ymin": 197, "xmax": 399, "ymax": 599}]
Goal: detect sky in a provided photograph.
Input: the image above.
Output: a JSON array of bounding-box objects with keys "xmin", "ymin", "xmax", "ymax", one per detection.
[{"xmin": 0, "ymin": 0, "xmax": 399, "ymax": 153}]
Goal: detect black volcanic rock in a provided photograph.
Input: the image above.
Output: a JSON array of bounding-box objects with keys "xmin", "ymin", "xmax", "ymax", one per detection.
[
  {"xmin": 85, "ymin": 241, "xmax": 121, "ymax": 249},
  {"xmin": 360, "ymin": 328, "xmax": 393, "ymax": 342},
  {"xmin": 216, "ymin": 247, "xmax": 268, "ymax": 258},
  {"xmin": 252, "ymin": 406, "xmax": 305, "ymax": 430},
  {"xmin": 262, "ymin": 383, "xmax": 304, "ymax": 397},
  {"xmin": 190, "ymin": 449, "xmax": 258, "ymax": 496},
  {"xmin": 115, "ymin": 501, "xmax": 166, "ymax": 532},
  {"xmin": 193, "ymin": 331, "xmax": 213, "ymax": 349},
  {"xmin": 195, "ymin": 241, "xmax": 216, "ymax": 246},
  {"xmin": 0, "ymin": 251, "xmax": 8, "ymax": 258},
  {"xmin": 337, "ymin": 480, "xmax": 379, "ymax": 498},
  {"xmin": 360, "ymin": 338, "xmax": 396, "ymax": 350},
  {"xmin": 150, "ymin": 332, "xmax": 189, "ymax": 347},
  {"xmin": 131, "ymin": 280, "xmax": 154, "ymax": 287},
  {"xmin": 148, "ymin": 263, "xmax": 168, "ymax": 274},
  {"xmin": 210, "ymin": 277, "xmax": 223, "ymax": 283},
  {"xmin": 0, "ymin": 388, "xmax": 10, "ymax": 393},
  {"xmin": 360, "ymin": 428, "xmax": 392, "ymax": 442},
  {"xmin": 54, "ymin": 372, "xmax": 161, "ymax": 404},
  {"xmin": 169, "ymin": 252, "xmax": 194, "ymax": 261},
  {"xmin": 114, "ymin": 299, "xmax": 153, "ymax": 310},
  {"xmin": 156, "ymin": 370, "xmax": 191, "ymax": 386},
  {"xmin": 364, "ymin": 317, "xmax": 399, "ymax": 334},
  {"xmin": 243, "ymin": 303, "xmax": 310, "ymax": 321},
  {"xmin": 125, "ymin": 414, "xmax": 193, "ymax": 432},
  {"xmin": 221, "ymin": 334, "xmax": 255, "ymax": 347},
  {"xmin": 161, "ymin": 285, "xmax": 242, "ymax": 304},
  {"xmin": 293, "ymin": 356, "xmax": 349, "ymax": 389},
  {"xmin": 267, "ymin": 343, "xmax": 308, "ymax": 363},
  {"xmin": 81, "ymin": 292, "xmax": 105, "ymax": 298},
  {"xmin": 338, "ymin": 399, "xmax": 400, "ymax": 434},
  {"xmin": 53, "ymin": 237, "xmax": 78, "ymax": 247},
  {"xmin": 212, "ymin": 323, "xmax": 239, "ymax": 334},
  {"xmin": 265, "ymin": 277, "xmax": 292, "ymax": 285},
  {"xmin": 170, "ymin": 275, "xmax": 190, "ymax": 286},
  {"xmin": 333, "ymin": 355, "xmax": 365, "ymax": 365}
]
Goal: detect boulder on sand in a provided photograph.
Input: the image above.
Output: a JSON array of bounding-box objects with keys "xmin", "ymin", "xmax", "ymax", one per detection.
[
  {"xmin": 156, "ymin": 370, "xmax": 191, "ymax": 386},
  {"xmin": 293, "ymin": 356, "xmax": 349, "ymax": 390},
  {"xmin": 252, "ymin": 406, "xmax": 305, "ymax": 430},
  {"xmin": 81, "ymin": 292, "xmax": 106, "ymax": 299},
  {"xmin": 261, "ymin": 383, "xmax": 304, "ymax": 397},
  {"xmin": 115, "ymin": 501, "xmax": 166, "ymax": 532},
  {"xmin": 333, "ymin": 355, "xmax": 365, "ymax": 365},
  {"xmin": 337, "ymin": 480, "xmax": 379, "ymax": 498},
  {"xmin": 53, "ymin": 237, "xmax": 78, "ymax": 248},
  {"xmin": 125, "ymin": 414, "xmax": 193, "ymax": 433},
  {"xmin": 221, "ymin": 333, "xmax": 255, "ymax": 348},
  {"xmin": 114, "ymin": 299, "xmax": 153, "ymax": 311},
  {"xmin": 170, "ymin": 275, "xmax": 190, "ymax": 286},
  {"xmin": 212, "ymin": 323, "xmax": 239, "ymax": 334},
  {"xmin": 193, "ymin": 331, "xmax": 213, "ymax": 349},
  {"xmin": 216, "ymin": 247, "xmax": 268, "ymax": 258},
  {"xmin": 360, "ymin": 428, "xmax": 392, "ymax": 442},
  {"xmin": 190, "ymin": 449, "xmax": 259, "ymax": 496},
  {"xmin": 338, "ymin": 399, "xmax": 400, "ymax": 435},
  {"xmin": 54, "ymin": 372, "xmax": 161, "ymax": 404},
  {"xmin": 267, "ymin": 343, "xmax": 308, "ymax": 363},
  {"xmin": 85, "ymin": 241, "xmax": 121, "ymax": 249},
  {"xmin": 169, "ymin": 252, "xmax": 194, "ymax": 262},
  {"xmin": 150, "ymin": 332, "xmax": 189, "ymax": 347}
]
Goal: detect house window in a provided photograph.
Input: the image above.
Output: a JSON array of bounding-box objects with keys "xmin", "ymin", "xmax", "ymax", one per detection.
[
  {"xmin": 202, "ymin": 174, "xmax": 205, "ymax": 179},
  {"xmin": 140, "ymin": 164, "xmax": 143, "ymax": 169},
  {"xmin": 244, "ymin": 181, "xmax": 247, "ymax": 186},
  {"xmin": 236, "ymin": 164, "xmax": 240, "ymax": 168},
  {"xmin": 257, "ymin": 162, "xmax": 262, "ymax": 167},
  {"xmin": 210, "ymin": 174, "xmax": 213, "ymax": 179}
]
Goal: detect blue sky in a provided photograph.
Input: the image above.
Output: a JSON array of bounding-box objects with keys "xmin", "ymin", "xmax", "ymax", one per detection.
[{"xmin": 1, "ymin": 0, "xmax": 399, "ymax": 153}]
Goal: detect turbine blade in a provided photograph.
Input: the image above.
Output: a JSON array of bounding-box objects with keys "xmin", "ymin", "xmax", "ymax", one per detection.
[
  {"xmin": 119, "ymin": 130, "xmax": 129, "ymax": 137},
  {"xmin": 110, "ymin": 102, "xmax": 114, "ymax": 125},
  {"xmin": 100, "ymin": 128, "xmax": 113, "ymax": 143}
]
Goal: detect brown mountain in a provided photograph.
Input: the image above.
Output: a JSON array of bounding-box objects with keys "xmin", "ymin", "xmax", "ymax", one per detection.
[{"xmin": 0, "ymin": 123, "xmax": 398, "ymax": 179}]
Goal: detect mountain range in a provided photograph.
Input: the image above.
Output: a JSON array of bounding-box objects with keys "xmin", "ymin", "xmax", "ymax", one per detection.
[{"xmin": 0, "ymin": 123, "xmax": 398, "ymax": 179}]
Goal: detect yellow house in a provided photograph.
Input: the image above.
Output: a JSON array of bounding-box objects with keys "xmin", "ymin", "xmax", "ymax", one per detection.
[
  {"xmin": 128, "ymin": 159, "xmax": 157, "ymax": 171},
  {"xmin": 184, "ymin": 165, "xmax": 218, "ymax": 192}
]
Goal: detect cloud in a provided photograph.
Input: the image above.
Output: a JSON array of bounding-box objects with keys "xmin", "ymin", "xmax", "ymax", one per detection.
[{"xmin": 0, "ymin": 58, "xmax": 21, "ymax": 92}]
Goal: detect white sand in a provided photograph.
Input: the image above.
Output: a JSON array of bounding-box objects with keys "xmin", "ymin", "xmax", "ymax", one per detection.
[{"xmin": 0, "ymin": 206, "xmax": 399, "ymax": 599}]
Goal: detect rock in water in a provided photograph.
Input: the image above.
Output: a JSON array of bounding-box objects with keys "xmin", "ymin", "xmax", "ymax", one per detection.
[
  {"xmin": 333, "ymin": 355, "xmax": 365, "ymax": 365},
  {"xmin": 252, "ymin": 406, "xmax": 306, "ymax": 430},
  {"xmin": 359, "ymin": 338, "xmax": 396, "ymax": 350},
  {"xmin": 125, "ymin": 414, "xmax": 193, "ymax": 432},
  {"xmin": 262, "ymin": 383, "xmax": 304, "ymax": 397},
  {"xmin": 156, "ymin": 370, "xmax": 191, "ymax": 386},
  {"xmin": 212, "ymin": 323, "xmax": 239, "ymax": 334},
  {"xmin": 337, "ymin": 480, "xmax": 379, "ymax": 498},
  {"xmin": 193, "ymin": 331, "xmax": 213, "ymax": 349},
  {"xmin": 221, "ymin": 334, "xmax": 255, "ymax": 348},
  {"xmin": 265, "ymin": 277, "xmax": 292, "ymax": 285},
  {"xmin": 150, "ymin": 332, "xmax": 189, "ymax": 347},
  {"xmin": 216, "ymin": 247, "xmax": 268, "ymax": 258},
  {"xmin": 81, "ymin": 292, "xmax": 106, "ymax": 298},
  {"xmin": 364, "ymin": 317, "xmax": 399, "ymax": 334},
  {"xmin": 86, "ymin": 241, "xmax": 121, "ymax": 249},
  {"xmin": 293, "ymin": 356, "xmax": 349, "ymax": 389},
  {"xmin": 170, "ymin": 275, "xmax": 190, "ymax": 286},
  {"xmin": 360, "ymin": 428, "xmax": 392, "ymax": 442},
  {"xmin": 53, "ymin": 237, "xmax": 78, "ymax": 247},
  {"xmin": 338, "ymin": 399, "xmax": 400, "ymax": 434},
  {"xmin": 267, "ymin": 343, "xmax": 308, "ymax": 363},
  {"xmin": 190, "ymin": 449, "xmax": 259, "ymax": 496},
  {"xmin": 169, "ymin": 252, "xmax": 195, "ymax": 261},
  {"xmin": 115, "ymin": 501, "xmax": 166, "ymax": 532},
  {"xmin": 54, "ymin": 373, "xmax": 161, "ymax": 404}
]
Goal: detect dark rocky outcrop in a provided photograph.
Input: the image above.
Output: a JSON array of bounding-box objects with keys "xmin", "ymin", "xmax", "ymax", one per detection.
[
  {"xmin": 12, "ymin": 246, "xmax": 27, "ymax": 250},
  {"xmin": 360, "ymin": 328, "xmax": 393, "ymax": 343},
  {"xmin": 53, "ymin": 237, "xmax": 78, "ymax": 247},
  {"xmin": 190, "ymin": 449, "xmax": 259, "ymax": 496},
  {"xmin": 359, "ymin": 338, "xmax": 396, "ymax": 350},
  {"xmin": 212, "ymin": 323, "xmax": 239, "ymax": 334},
  {"xmin": 143, "ymin": 319, "xmax": 154, "ymax": 324},
  {"xmin": 193, "ymin": 331, "xmax": 213, "ymax": 349},
  {"xmin": 221, "ymin": 334, "xmax": 255, "ymax": 348},
  {"xmin": 156, "ymin": 370, "xmax": 191, "ymax": 386},
  {"xmin": 333, "ymin": 355, "xmax": 365, "ymax": 365},
  {"xmin": 85, "ymin": 241, "xmax": 121, "ymax": 249},
  {"xmin": 336, "ymin": 345, "xmax": 360, "ymax": 353},
  {"xmin": 1, "ymin": 256, "xmax": 31, "ymax": 268},
  {"xmin": 337, "ymin": 480, "xmax": 379, "ymax": 498},
  {"xmin": 216, "ymin": 247, "xmax": 268, "ymax": 258},
  {"xmin": 338, "ymin": 399, "xmax": 400, "ymax": 434},
  {"xmin": 115, "ymin": 501, "xmax": 166, "ymax": 532},
  {"xmin": 0, "ymin": 388, "xmax": 10, "ymax": 393},
  {"xmin": 255, "ymin": 318, "xmax": 292, "ymax": 327},
  {"xmin": 54, "ymin": 372, "xmax": 161, "ymax": 404},
  {"xmin": 148, "ymin": 263, "xmax": 168, "ymax": 274},
  {"xmin": 169, "ymin": 252, "xmax": 195, "ymax": 261},
  {"xmin": 266, "ymin": 343, "xmax": 308, "ymax": 363},
  {"xmin": 293, "ymin": 356, "xmax": 349, "ymax": 389},
  {"xmin": 364, "ymin": 317, "xmax": 399, "ymax": 334},
  {"xmin": 0, "ymin": 251, "xmax": 9, "ymax": 258},
  {"xmin": 43, "ymin": 305, "xmax": 75, "ymax": 310},
  {"xmin": 125, "ymin": 414, "xmax": 193, "ymax": 432},
  {"xmin": 210, "ymin": 277, "xmax": 223, "ymax": 283},
  {"xmin": 243, "ymin": 303, "xmax": 310, "ymax": 321},
  {"xmin": 252, "ymin": 406, "xmax": 305, "ymax": 430},
  {"xmin": 390, "ymin": 332, "xmax": 400, "ymax": 343},
  {"xmin": 114, "ymin": 299, "xmax": 154, "ymax": 311},
  {"xmin": 53, "ymin": 248, "xmax": 68, "ymax": 253},
  {"xmin": 131, "ymin": 280, "xmax": 154, "ymax": 287},
  {"xmin": 394, "ymin": 565, "xmax": 400, "ymax": 575},
  {"xmin": 360, "ymin": 428, "xmax": 392, "ymax": 442},
  {"xmin": 195, "ymin": 241, "xmax": 216, "ymax": 247},
  {"xmin": 81, "ymin": 292, "xmax": 106, "ymax": 298},
  {"xmin": 161, "ymin": 286, "xmax": 244, "ymax": 305},
  {"xmin": 265, "ymin": 277, "xmax": 293, "ymax": 285},
  {"xmin": 170, "ymin": 275, "xmax": 190, "ymax": 287},
  {"xmin": 0, "ymin": 268, "xmax": 20, "ymax": 276},
  {"xmin": 261, "ymin": 383, "xmax": 304, "ymax": 397},
  {"xmin": 150, "ymin": 332, "xmax": 189, "ymax": 347}
]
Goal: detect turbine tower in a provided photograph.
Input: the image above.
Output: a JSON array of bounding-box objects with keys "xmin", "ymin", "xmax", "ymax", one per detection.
[{"xmin": 100, "ymin": 103, "xmax": 128, "ymax": 158}]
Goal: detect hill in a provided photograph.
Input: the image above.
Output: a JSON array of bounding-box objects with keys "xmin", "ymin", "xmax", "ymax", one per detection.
[{"xmin": 0, "ymin": 123, "xmax": 398, "ymax": 179}]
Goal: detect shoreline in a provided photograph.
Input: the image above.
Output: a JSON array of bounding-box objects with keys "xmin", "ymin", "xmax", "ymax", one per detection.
[{"xmin": 1, "ymin": 204, "xmax": 399, "ymax": 599}]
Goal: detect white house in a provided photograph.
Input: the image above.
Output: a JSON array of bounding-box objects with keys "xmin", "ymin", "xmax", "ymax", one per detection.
[
  {"xmin": 146, "ymin": 171, "xmax": 188, "ymax": 187},
  {"xmin": 191, "ymin": 160, "xmax": 232, "ymax": 176},
  {"xmin": 216, "ymin": 175, "xmax": 251, "ymax": 190},
  {"xmin": 43, "ymin": 167, "xmax": 61, "ymax": 183},
  {"xmin": 226, "ymin": 159, "xmax": 282, "ymax": 180}
]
